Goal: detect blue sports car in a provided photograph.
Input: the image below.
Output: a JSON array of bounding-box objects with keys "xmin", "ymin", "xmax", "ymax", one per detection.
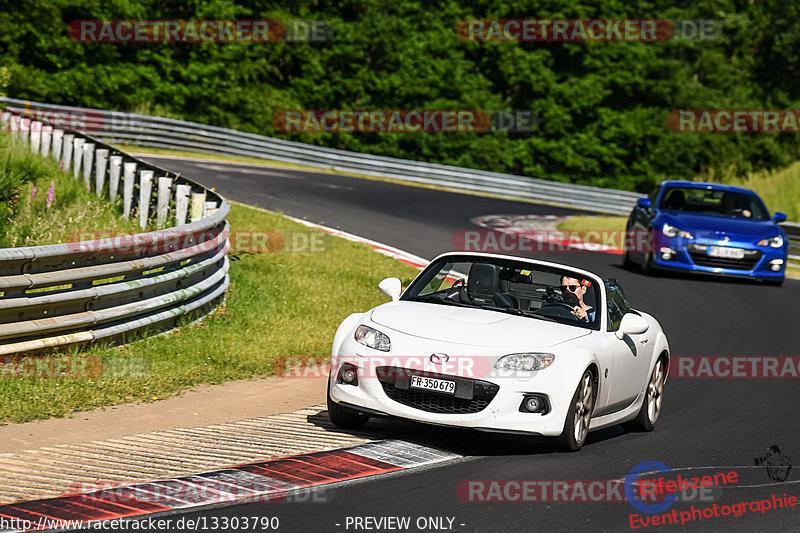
[{"xmin": 623, "ymin": 181, "xmax": 788, "ymax": 285}]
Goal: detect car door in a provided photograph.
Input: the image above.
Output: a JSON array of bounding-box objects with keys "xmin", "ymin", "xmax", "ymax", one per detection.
[{"xmin": 602, "ymin": 280, "xmax": 653, "ymax": 411}]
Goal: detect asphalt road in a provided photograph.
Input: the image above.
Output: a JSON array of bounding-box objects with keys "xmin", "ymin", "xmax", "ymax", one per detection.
[{"xmin": 115, "ymin": 156, "xmax": 800, "ymax": 533}]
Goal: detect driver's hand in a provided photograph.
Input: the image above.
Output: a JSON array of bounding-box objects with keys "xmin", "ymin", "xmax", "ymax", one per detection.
[{"xmin": 572, "ymin": 306, "xmax": 588, "ymax": 321}]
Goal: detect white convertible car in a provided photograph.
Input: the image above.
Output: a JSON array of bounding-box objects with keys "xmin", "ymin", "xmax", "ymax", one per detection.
[{"xmin": 327, "ymin": 252, "xmax": 669, "ymax": 451}]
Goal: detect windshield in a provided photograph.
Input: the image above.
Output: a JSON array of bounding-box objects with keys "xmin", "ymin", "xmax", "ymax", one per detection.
[
  {"xmin": 658, "ymin": 187, "xmax": 769, "ymax": 220},
  {"xmin": 402, "ymin": 256, "xmax": 600, "ymax": 329}
]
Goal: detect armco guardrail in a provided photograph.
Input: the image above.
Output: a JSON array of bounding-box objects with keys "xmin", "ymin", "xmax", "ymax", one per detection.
[
  {"xmin": 783, "ymin": 222, "xmax": 800, "ymax": 268},
  {"xmin": 0, "ymin": 109, "xmax": 230, "ymax": 356},
  {"xmin": 0, "ymin": 97, "xmax": 643, "ymax": 215}
]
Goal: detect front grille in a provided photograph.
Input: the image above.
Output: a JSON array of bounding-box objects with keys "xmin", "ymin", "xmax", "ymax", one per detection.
[
  {"xmin": 376, "ymin": 366, "xmax": 499, "ymax": 414},
  {"xmin": 687, "ymin": 246, "xmax": 762, "ymax": 270}
]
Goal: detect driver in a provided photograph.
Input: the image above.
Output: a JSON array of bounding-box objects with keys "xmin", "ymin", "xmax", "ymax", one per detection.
[
  {"xmin": 560, "ymin": 276, "xmax": 595, "ymax": 322},
  {"xmin": 721, "ymin": 191, "xmax": 752, "ymax": 218}
]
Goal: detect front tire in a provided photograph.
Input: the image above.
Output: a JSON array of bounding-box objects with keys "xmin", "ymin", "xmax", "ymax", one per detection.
[
  {"xmin": 556, "ymin": 370, "xmax": 595, "ymax": 452},
  {"xmin": 623, "ymin": 357, "xmax": 666, "ymax": 432},
  {"xmin": 327, "ymin": 379, "xmax": 370, "ymax": 429}
]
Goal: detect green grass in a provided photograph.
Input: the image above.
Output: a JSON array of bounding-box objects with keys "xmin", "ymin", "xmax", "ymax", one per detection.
[{"xmin": 0, "ymin": 202, "xmax": 421, "ymax": 423}]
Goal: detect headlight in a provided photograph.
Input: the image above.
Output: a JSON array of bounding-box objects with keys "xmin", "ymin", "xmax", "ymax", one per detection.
[
  {"xmin": 662, "ymin": 223, "xmax": 694, "ymax": 239},
  {"xmin": 757, "ymin": 235, "xmax": 784, "ymax": 248},
  {"xmin": 494, "ymin": 353, "xmax": 555, "ymax": 371},
  {"xmin": 354, "ymin": 325, "xmax": 391, "ymax": 352}
]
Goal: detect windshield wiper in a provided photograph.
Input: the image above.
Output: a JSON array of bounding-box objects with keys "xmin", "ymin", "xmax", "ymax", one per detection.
[
  {"xmin": 407, "ymin": 295, "xmax": 470, "ymax": 308},
  {"xmin": 477, "ymin": 305, "xmax": 558, "ymax": 322}
]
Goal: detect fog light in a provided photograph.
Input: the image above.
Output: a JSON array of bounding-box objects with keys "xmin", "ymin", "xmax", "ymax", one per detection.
[
  {"xmin": 337, "ymin": 363, "xmax": 359, "ymax": 385},
  {"xmin": 770, "ymin": 259, "xmax": 784, "ymax": 272},
  {"xmin": 519, "ymin": 395, "xmax": 549, "ymax": 413},
  {"xmin": 525, "ymin": 397, "xmax": 542, "ymax": 412},
  {"xmin": 660, "ymin": 247, "xmax": 675, "ymax": 260}
]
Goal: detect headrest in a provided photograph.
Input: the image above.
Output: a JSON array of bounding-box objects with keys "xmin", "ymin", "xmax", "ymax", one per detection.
[{"xmin": 468, "ymin": 263, "xmax": 498, "ymax": 298}]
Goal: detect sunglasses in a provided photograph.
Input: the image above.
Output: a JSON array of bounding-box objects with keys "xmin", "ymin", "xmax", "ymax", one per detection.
[{"xmin": 561, "ymin": 285, "xmax": 580, "ymax": 292}]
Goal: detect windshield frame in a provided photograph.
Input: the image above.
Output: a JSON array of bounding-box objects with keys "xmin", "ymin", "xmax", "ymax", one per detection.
[
  {"xmin": 657, "ymin": 185, "xmax": 770, "ymax": 220},
  {"xmin": 402, "ymin": 254, "xmax": 604, "ymax": 331}
]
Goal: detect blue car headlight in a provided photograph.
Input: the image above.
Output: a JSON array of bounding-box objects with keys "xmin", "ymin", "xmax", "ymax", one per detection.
[
  {"xmin": 662, "ymin": 223, "xmax": 694, "ymax": 239},
  {"xmin": 354, "ymin": 325, "xmax": 391, "ymax": 351},
  {"xmin": 757, "ymin": 235, "xmax": 784, "ymax": 248}
]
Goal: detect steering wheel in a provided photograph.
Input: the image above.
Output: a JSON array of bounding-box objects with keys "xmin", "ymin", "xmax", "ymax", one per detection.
[
  {"xmin": 444, "ymin": 278, "xmax": 466, "ymax": 300},
  {"xmin": 536, "ymin": 301, "xmax": 579, "ymax": 320}
]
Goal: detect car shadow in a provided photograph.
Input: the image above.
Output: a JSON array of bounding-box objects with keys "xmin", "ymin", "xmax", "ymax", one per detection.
[
  {"xmin": 306, "ymin": 410, "xmax": 631, "ymax": 457},
  {"xmin": 609, "ymin": 263, "xmax": 778, "ymax": 287}
]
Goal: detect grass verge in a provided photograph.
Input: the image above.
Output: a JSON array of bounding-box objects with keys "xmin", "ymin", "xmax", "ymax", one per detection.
[{"xmin": 0, "ymin": 202, "xmax": 421, "ymax": 423}]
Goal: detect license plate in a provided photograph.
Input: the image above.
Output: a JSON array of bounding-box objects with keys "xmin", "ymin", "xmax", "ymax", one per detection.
[
  {"xmin": 708, "ymin": 246, "xmax": 745, "ymax": 259},
  {"xmin": 409, "ymin": 375, "xmax": 456, "ymax": 395}
]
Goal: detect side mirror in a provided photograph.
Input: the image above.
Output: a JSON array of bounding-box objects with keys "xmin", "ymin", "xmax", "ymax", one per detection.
[
  {"xmin": 774, "ymin": 212, "xmax": 787, "ymax": 223},
  {"xmin": 637, "ymin": 198, "xmax": 652, "ymax": 210},
  {"xmin": 615, "ymin": 313, "xmax": 649, "ymax": 340},
  {"xmin": 378, "ymin": 277, "xmax": 402, "ymax": 301}
]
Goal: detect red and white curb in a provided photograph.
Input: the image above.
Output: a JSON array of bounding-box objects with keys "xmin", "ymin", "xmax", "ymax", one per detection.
[
  {"xmin": 285, "ymin": 215, "xmax": 429, "ymax": 268},
  {"xmin": 0, "ymin": 441, "xmax": 461, "ymax": 531}
]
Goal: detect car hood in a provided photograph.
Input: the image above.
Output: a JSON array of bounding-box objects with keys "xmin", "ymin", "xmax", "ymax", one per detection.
[
  {"xmin": 370, "ymin": 301, "xmax": 591, "ymax": 348},
  {"xmin": 658, "ymin": 212, "xmax": 779, "ymax": 239}
]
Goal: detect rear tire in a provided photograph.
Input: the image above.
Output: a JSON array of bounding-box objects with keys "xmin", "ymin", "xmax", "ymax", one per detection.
[
  {"xmin": 623, "ymin": 357, "xmax": 666, "ymax": 433},
  {"xmin": 555, "ymin": 370, "xmax": 595, "ymax": 452},
  {"xmin": 327, "ymin": 379, "xmax": 369, "ymax": 429}
]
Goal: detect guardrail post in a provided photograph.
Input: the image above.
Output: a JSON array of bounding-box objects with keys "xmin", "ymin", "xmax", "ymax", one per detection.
[
  {"xmin": 122, "ymin": 162, "xmax": 137, "ymax": 219},
  {"xmin": 156, "ymin": 177, "xmax": 173, "ymax": 229},
  {"xmin": 204, "ymin": 201, "xmax": 218, "ymax": 217},
  {"xmin": 174, "ymin": 185, "xmax": 192, "ymax": 226},
  {"xmin": 139, "ymin": 170, "xmax": 154, "ymax": 230},
  {"xmin": 19, "ymin": 117, "xmax": 30, "ymax": 143},
  {"xmin": 61, "ymin": 134, "xmax": 74, "ymax": 171},
  {"xmin": 190, "ymin": 192, "xmax": 206, "ymax": 222},
  {"xmin": 0, "ymin": 111, "xmax": 12, "ymax": 134},
  {"xmin": 82, "ymin": 143, "xmax": 95, "ymax": 187},
  {"xmin": 30, "ymin": 121, "xmax": 42, "ymax": 153},
  {"xmin": 52, "ymin": 129, "xmax": 64, "ymax": 161},
  {"xmin": 95, "ymin": 149, "xmax": 109, "ymax": 197},
  {"xmin": 109, "ymin": 156, "xmax": 123, "ymax": 200},
  {"xmin": 72, "ymin": 138, "xmax": 85, "ymax": 178},
  {"xmin": 40, "ymin": 125, "xmax": 52, "ymax": 157}
]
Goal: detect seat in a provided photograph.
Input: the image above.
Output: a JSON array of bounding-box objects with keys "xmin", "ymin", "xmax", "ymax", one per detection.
[{"xmin": 467, "ymin": 263, "xmax": 516, "ymax": 308}]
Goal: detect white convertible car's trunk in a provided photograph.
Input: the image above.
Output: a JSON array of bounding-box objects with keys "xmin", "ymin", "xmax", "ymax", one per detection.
[{"xmin": 370, "ymin": 301, "xmax": 591, "ymax": 348}]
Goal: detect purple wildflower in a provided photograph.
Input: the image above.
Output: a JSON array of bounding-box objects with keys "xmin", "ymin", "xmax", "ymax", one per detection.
[
  {"xmin": 30, "ymin": 186, "xmax": 37, "ymax": 200},
  {"xmin": 46, "ymin": 182, "xmax": 55, "ymax": 208}
]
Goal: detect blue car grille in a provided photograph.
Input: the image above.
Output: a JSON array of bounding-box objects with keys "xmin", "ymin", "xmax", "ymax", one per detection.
[{"xmin": 687, "ymin": 245, "xmax": 762, "ymax": 270}]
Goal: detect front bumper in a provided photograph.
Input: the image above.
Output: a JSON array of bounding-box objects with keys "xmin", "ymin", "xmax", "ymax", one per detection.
[
  {"xmin": 329, "ymin": 362, "xmax": 571, "ymax": 437},
  {"xmin": 651, "ymin": 235, "xmax": 786, "ymax": 280}
]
